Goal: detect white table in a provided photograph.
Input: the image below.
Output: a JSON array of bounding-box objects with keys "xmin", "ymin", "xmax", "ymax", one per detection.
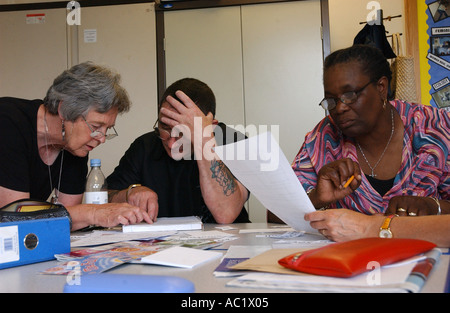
[{"xmin": 0, "ymin": 223, "xmax": 448, "ymax": 293}]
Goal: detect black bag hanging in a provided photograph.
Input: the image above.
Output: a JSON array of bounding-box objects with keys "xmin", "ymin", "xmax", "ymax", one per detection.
[{"xmin": 353, "ymin": 24, "xmax": 397, "ymax": 59}]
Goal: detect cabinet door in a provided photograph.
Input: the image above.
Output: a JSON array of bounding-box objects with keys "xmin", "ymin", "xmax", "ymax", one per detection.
[
  {"xmin": 164, "ymin": 6, "xmax": 245, "ymax": 127},
  {"xmin": 77, "ymin": 3, "xmax": 158, "ymax": 176},
  {"xmin": 241, "ymin": 1, "xmax": 325, "ymax": 222},
  {"xmin": 0, "ymin": 8, "xmax": 68, "ymax": 100}
]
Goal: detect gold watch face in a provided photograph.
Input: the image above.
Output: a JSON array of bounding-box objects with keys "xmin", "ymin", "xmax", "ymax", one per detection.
[{"xmin": 379, "ymin": 229, "xmax": 393, "ymax": 238}]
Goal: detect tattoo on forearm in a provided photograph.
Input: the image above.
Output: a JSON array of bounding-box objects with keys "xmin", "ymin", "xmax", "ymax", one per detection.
[{"xmin": 210, "ymin": 160, "xmax": 237, "ymax": 196}]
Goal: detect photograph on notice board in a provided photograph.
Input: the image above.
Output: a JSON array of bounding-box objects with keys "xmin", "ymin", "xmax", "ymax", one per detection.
[
  {"xmin": 428, "ymin": 0, "xmax": 450, "ymax": 23},
  {"xmin": 431, "ymin": 84, "xmax": 450, "ymax": 110},
  {"xmin": 431, "ymin": 35, "xmax": 450, "ymax": 55}
]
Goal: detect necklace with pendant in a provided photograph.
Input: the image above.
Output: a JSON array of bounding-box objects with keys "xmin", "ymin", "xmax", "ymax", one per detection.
[
  {"xmin": 44, "ymin": 109, "xmax": 64, "ymax": 204},
  {"xmin": 356, "ymin": 107, "xmax": 395, "ymax": 178}
]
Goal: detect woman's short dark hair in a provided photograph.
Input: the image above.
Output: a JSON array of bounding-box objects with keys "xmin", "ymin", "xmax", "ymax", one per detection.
[
  {"xmin": 324, "ymin": 44, "xmax": 392, "ymax": 85},
  {"xmin": 44, "ymin": 62, "xmax": 131, "ymax": 121},
  {"xmin": 160, "ymin": 78, "xmax": 216, "ymax": 116}
]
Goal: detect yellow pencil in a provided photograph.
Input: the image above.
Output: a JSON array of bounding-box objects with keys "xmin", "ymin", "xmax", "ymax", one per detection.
[{"xmin": 343, "ymin": 175, "xmax": 355, "ymax": 189}]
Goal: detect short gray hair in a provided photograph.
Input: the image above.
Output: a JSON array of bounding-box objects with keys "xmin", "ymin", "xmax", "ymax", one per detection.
[{"xmin": 43, "ymin": 62, "xmax": 131, "ymax": 121}]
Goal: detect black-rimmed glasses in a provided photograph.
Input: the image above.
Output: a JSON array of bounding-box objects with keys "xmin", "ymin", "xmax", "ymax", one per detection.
[
  {"xmin": 153, "ymin": 119, "xmax": 171, "ymax": 141},
  {"xmin": 319, "ymin": 80, "xmax": 373, "ymax": 111}
]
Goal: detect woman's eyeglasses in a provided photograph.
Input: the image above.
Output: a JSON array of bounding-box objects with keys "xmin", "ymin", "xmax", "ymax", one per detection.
[
  {"xmin": 82, "ymin": 116, "xmax": 118, "ymax": 140},
  {"xmin": 319, "ymin": 80, "xmax": 373, "ymax": 111}
]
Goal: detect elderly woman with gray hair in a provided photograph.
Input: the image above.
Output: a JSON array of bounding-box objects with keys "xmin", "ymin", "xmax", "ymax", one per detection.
[{"xmin": 0, "ymin": 62, "xmax": 152, "ymax": 230}]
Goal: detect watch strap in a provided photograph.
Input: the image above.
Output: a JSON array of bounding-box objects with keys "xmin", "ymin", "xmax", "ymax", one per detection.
[
  {"xmin": 380, "ymin": 214, "xmax": 395, "ymax": 230},
  {"xmin": 379, "ymin": 214, "xmax": 396, "ymax": 238},
  {"xmin": 126, "ymin": 184, "xmax": 142, "ymax": 202}
]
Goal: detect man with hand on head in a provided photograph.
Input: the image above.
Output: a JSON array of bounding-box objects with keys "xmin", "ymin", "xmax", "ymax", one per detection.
[{"xmin": 107, "ymin": 78, "xmax": 250, "ymax": 224}]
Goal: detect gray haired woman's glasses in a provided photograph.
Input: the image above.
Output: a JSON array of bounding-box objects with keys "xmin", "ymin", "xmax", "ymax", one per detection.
[{"xmin": 82, "ymin": 116, "xmax": 118, "ymax": 140}]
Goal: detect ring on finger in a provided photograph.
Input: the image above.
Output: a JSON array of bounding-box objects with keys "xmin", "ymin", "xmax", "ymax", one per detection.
[
  {"xmin": 397, "ymin": 208, "xmax": 406, "ymax": 213},
  {"xmin": 408, "ymin": 212, "xmax": 417, "ymax": 216}
]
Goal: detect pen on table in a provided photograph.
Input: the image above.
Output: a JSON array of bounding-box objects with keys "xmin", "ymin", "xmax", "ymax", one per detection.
[{"xmin": 343, "ymin": 175, "xmax": 355, "ymax": 189}]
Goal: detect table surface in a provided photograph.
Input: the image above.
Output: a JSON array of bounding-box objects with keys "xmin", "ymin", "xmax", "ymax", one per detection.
[{"xmin": 0, "ymin": 223, "xmax": 448, "ymax": 293}]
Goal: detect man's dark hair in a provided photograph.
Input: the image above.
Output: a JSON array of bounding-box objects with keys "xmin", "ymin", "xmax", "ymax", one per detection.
[{"xmin": 160, "ymin": 78, "xmax": 216, "ymax": 116}]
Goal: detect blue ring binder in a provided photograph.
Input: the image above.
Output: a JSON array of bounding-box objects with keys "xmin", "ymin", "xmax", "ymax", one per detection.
[{"xmin": 0, "ymin": 217, "xmax": 70, "ymax": 269}]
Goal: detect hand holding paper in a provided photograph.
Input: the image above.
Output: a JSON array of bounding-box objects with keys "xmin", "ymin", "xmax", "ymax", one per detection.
[{"xmin": 214, "ymin": 132, "xmax": 317, "ymax": 233}]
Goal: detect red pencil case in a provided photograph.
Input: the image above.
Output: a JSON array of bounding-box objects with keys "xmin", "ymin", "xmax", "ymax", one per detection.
[{"xmin": 278, "ymin": 238, "xmax": 436, "ymax": 278}]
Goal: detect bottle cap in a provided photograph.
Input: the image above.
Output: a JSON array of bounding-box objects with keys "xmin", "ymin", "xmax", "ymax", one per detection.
[{"xmin": 90, "ymin": 159, "xmax": 101, "ymax": 167}]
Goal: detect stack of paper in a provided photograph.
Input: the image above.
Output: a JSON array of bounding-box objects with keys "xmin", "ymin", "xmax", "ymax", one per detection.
[{"xmin": 122, "ymin": 216, "xmax": 203, "ymax": 233}]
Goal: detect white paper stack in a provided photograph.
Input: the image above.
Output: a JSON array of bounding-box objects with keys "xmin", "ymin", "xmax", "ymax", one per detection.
[{"xmin": 122, "ymin": 216, "xmax": 203, "ymax": 233}]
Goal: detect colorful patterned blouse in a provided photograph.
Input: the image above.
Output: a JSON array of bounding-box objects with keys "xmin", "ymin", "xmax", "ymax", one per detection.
[{"xmin": 292, "ymin": 100, "xmax": 450, "ymax": 214}]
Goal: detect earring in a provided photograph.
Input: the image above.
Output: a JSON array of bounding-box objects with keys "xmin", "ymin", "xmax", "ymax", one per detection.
[
  {"xmin": 61, "ymin": 120, "xmax": 66, "ymax": 141},
  {"xmin": 383, "ymin": 99, "xmax": 387, "ymax": 110}
]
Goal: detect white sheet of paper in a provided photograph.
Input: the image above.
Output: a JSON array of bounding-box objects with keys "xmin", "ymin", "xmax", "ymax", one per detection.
[
  {"xmin": 215, "ymin": 131, "xmax": 316, "ymax": 233},
  {"xmin": 141, "ymin": 246, "xmax": 222, "ymax": 268}
]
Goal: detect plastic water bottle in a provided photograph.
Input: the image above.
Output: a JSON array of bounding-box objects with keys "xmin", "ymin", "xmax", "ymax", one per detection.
[{"xmin": 85, "ymin": 159, "xmax": 108, "ymax": 204}]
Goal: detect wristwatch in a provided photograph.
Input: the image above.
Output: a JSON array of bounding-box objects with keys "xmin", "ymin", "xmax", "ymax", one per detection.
[
  {"xmin": 379, "ymin": 214, "xmax": 396, "ymax": 238},
  {"xmin": 126, "ymin": 184, "xmax": 142, "ymax": 202}
]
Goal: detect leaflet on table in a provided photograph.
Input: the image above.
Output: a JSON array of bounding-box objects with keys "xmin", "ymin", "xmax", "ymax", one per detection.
[
  {"xmin": 213, "ymin": 245, "xmax": 272, "ymax": 277},
  {"xmin": 214, "ymin": 131, "xmax": 316, "ymax": 233},
  {"xmin": 70, "ymin": 230, "xmax": 176, "ymax": 247},
  {"xmin": 41, "ymin": 250, "xmax": 132, "ymax": 275},
  {"xmin": 141, "ymin": 246, "xmax": 222, "ymax": 269},
  {"xmin": 43, "ymin": 240, "xmax": 166, "ymax": 275}
]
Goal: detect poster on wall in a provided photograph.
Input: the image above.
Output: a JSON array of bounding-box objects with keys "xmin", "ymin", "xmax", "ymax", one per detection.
[{"xmin": 426, "ymin": 0, "xmax": 450, "ymax": 111}]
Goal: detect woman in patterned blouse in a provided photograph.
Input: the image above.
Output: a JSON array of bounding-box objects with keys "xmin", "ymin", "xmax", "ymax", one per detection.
[{"xmin": 292, "ymin": 45, "xmax": 449, "ymax": 246}]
